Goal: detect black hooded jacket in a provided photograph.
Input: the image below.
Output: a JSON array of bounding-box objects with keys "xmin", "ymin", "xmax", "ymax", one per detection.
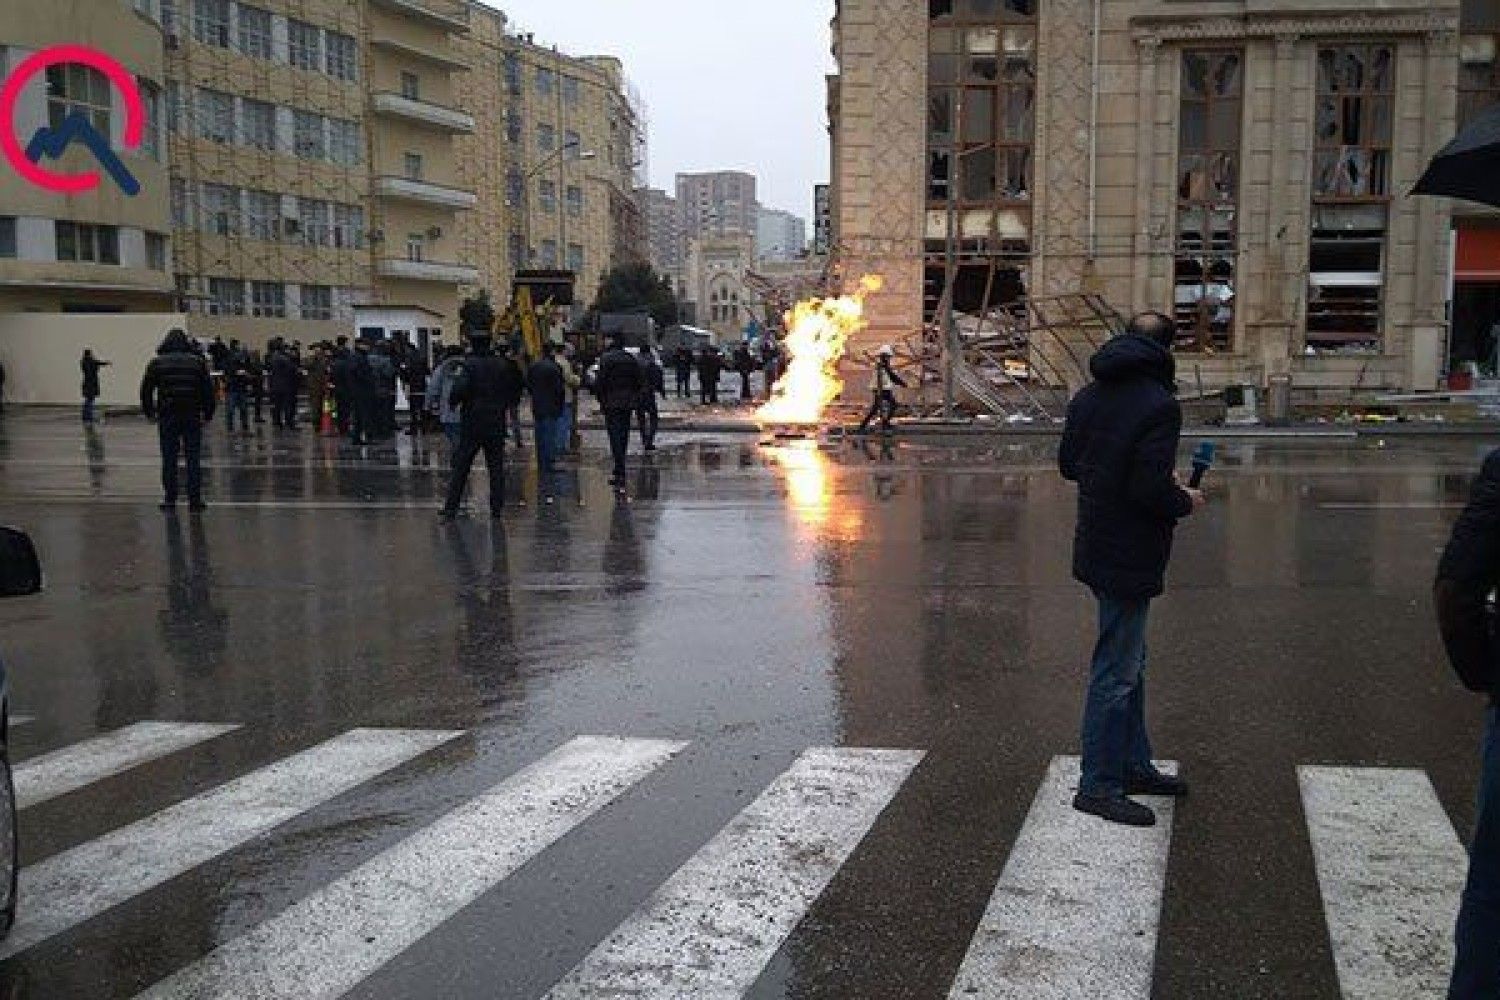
[
  {"xmin": 1435, "ymin": 448, "xmax": 1500, "ymax": 702},
  {"xmin": 1058, "ymin": 334, "xmax": 1193, "ymax": 600},
  {"xmin": 141, "ymin": 334, "xmax": 216, "ymax": 422}
]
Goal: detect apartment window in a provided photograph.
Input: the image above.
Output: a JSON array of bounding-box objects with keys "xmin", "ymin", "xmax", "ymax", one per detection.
[
  {"xmin": 251, "ymin": 281, "xmax": 286, "ymax": 318},
  {"xmin": 333, "ymin": 203, "xmax": 364, "ymax": 249},
  {"xmin": 326, "ymin": 31, "xmax": 358, "ymax": 82},
  {"xmin": 237, "ymin": 4, "xmax": 272, "ymax": 59},
  {"xmin": 46, "ymin": 63, "xmax": 111, "ymax": 136},
  {"xmin": 562, "ymin": 76, "xmax": 579, "ymax": 107},
  {"xmin": 1174, "ymin": 50, "xmax": 1242, "ymax": 354},
  {"xmin": 400, "ymin": 71, "xmax": 420, "ymax": 100},
  {"xmin": 506, "ymin": 110, "xmax": 522, "ymax": 144},
  {"xmin": 539, "ymin": 179, "xmax": 557, "ymax": 213},
  {"xmin": 508, "ymin": 233, "xmax": 524, "ymax": 267},
  {"xmin": 505, "ymin": 169, "xmax": 524, "ymax": 206},
  {"xmin": 241, "ymin": 97, "xmax": 275, "ymax": 150},
  {"xmin": 145, "ymin": 233, "xmax": 168, "ymax": 270},
  {"xmin": 0, "ymin": 217, "xmax": 15, "ymax": 259},
  {"xmin": 406, "ymin": 233, "xmax": 425, "ymax": 262},
  {"xmin": 192, "ymin": 0, "xmax": 230, "ymax": 47},
  {"xmin": 329, "ymin": 118, "xmax": 361, "ymax": 166},
  {"xmin": 288, "ymin": 19, "xmax": 322, "ymax": 72},
  {"xmin": 566, "ymin": 243, "xmax": 583, "ymax": 272},
  {"xmin": 504, "ymin": 52, "xmax": 522, "ymax": 95},
  {"xmin": 170, "ymin": 177, "xmax": 191, "ymax": 228},
  {"xmin": 539, "ymin": 239, "xmax": 558, "ymax": 267},
  {"xmin": 1460, "ymin": 32, "xmax": 1500, "ymax": 127},
  {"xmin": 55, "ymin": 222, "xmax": 120, "ymax": 264},
  {"xmin": 404, "ymin": 152, "xmax": 423, "ymax": 180},
  {"xmin": 538, "ymin": 123, "xmax": 556, "ymax": 152},
  {"xmin": 1307, "ymin": 43, "xmax": 1395, "ymax": 353},
  {"xmin": 566, "ymin": 184, "xmax": 583, "ymax": 217},
  {"xmin": 139, "ymin": 81, "xmax": 162, "ymax": 160},
  {"xmin": 300, "ymin": 284, "xmax": 332, "ymax": 320},
  {"xmin": 244, "ymin": 189, "xmax": 279, "ymax": 240},
  {"xmin": 166, "ymin": 80, "xmax": 181, "ymax": 133},
  {"xmin": 294, "ymin": 110, "xmax": 326, "ymax": 160},
  {"xmin": 196, "ymin": 88, "xmax": 234, "ymax": 144},
  {"xmin": 207, "ymin": 277, "xmax": 244, "ymax": 315},
  {"xmin": 298, "ymin": 197, "xmax": 331, "ymax": 246},
  {"xmin": 536, "ymin": 67, "xmax": 555, "ymax": 96},
  {"xmin": 564, "ymin": 129, "xmax": 581, "ymax": 157},
  {"xmin": 202, "ymin": 183, "xmax": 239, "ymax": 235}
]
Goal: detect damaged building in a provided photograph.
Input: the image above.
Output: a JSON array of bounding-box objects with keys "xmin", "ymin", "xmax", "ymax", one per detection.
[{"xmin": 830, "ymin": 0, "xmax": 1464, "ymax": 398}]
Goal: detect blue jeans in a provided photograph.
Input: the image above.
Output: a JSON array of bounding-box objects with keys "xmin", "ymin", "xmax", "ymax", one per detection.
[
  {"xmin": 443, "ymin": 422, "xmax": 461, "ymax": 451},
  {"xmin": 1452, "ymin": 704, "xmax": 1500, "ymax": 998},
  {"xmin": 81, "ymin": 396, "xmax": 96, "ymax": 422},
  {"xmin": 557, "ymin": 403, "xmax": 573, "ymax": 454},
  {"xmin": 1079, "ymin": 592, "xmax": 1157, "ymax": 798},
  {"xmin": 534, "ymin": 415, "xmax": 561, "ymax": 474},
  {"xmin": 225, "ymin": 391, "xmax": 249, "ymax": 432}
]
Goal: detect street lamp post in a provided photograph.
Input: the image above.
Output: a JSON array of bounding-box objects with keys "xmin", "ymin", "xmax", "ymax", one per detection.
[{"xmin": 520, "ymin": 140, "xmax": 595, "ymax": 272}]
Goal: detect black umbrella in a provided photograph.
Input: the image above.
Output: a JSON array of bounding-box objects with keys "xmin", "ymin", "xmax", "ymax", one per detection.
[{"xmin": 1413, "ymin": 102, "xmax": 1500, "ymax": 208}]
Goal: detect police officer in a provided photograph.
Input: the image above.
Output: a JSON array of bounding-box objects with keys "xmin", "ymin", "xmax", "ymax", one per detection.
[
  {"xmin": 440, "ymin": 328, "xmax": 525, "ymax": 519},
  {"xmin": 140, "ymin": 328, "xmax": 216, "ymax": 512}
]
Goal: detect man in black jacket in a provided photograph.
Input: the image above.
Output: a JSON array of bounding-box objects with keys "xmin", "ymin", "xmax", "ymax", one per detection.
[
  {"xmin": 636, "ymin": 346, "xmax": 666, "ymax": 452},
  {"xmin": 527, "ymin": 343, "xmax": 567, "ymax": 491},
  {"xmin": 140, "ymin": 328, "xmax": 216, "ymax": 512},
  {"xmin": 1435, "ymin": 451, "xmax": 1500, "ymax": 997},
  {"xmin": 673, "ymin": 345, "xmax": 694, "ymax": 398},
  {"xmin": 441, "ymin": 331, "xmax": 525, "ymax": 519},
  {"xmin": 267, "ymin": 342, "xmax": 300, "ymax": 430},
  {"xmin": 1058, "ymin": 312, "xmax": 1205, "ymax": 827},
  {"xmin": 347, "ymin": 340, "xmax": 379, "ymax": 446},
  {"xmin": 330, "ymin": 336, "xmax": 353, "ymax": 436},
  {"xmin": 596, "ymin": 334, "xmax": 645, "ymax": 489}
]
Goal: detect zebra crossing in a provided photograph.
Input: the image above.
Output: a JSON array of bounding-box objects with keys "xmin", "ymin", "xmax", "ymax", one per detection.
[{"xmin": 0, "ymin": 716, "xmax": 1476, "ymax": 998}]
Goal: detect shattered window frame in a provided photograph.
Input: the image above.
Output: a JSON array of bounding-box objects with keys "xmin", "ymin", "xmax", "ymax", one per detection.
[
  {"xmin": 1306, "ymin": 43, "xmax": 1395, "ymax": 354},
  {"xmin": 1459, "ymin": 32, "xmax": 1499, "ymax": 127},
  {"xmin": 1173, "ymin": 48, "xmax": 1243, "ymax": 355}
]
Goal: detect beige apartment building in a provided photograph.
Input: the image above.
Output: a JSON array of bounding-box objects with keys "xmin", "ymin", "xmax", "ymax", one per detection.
[
  {"xmin": 0, "ymin": 0, "xmax": 642, "ymax": 368},
  {"xmin": 832, "ymin": 0, "xmax": 1463, "ymax": 396}
]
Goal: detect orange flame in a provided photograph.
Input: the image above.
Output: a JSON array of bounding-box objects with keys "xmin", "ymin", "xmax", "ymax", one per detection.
[{"xmin": 757, "ymin": 275, "xmax": 884, "ymax": 426}]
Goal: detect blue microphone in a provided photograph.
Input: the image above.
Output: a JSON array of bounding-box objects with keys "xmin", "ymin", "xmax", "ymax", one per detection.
[{"xmin": 1189, "ymin": 441, "xmax": 1216, "ymax": 489}]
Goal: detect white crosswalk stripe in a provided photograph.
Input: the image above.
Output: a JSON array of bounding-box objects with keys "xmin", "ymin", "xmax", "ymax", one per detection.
[
  {"xmin": 544, "ymin": 745, "xmax": 923, "ymax": 1000},
  {"xmin": 135, "ymin": 735, "xmax": 686, "ymax": 1000},
  {"xmin": 1299, "ymin": 766, "xmax": 1469, "ymax": 1000},
  {"xmin": 15, "ymin": 722, "xmax": 240, "ymax": 809},
  {"xmin": 947, "ymin": 755, "xmax": 1177, "ymax": 999},
  {"xmin": 0, "ymin": 727, "xmax": 461, "ymax": 959}
]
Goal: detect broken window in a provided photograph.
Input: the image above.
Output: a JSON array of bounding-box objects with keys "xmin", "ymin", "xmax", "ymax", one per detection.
[
  {"xmin": 1307, "ymin": 44, "xmax": 1395, "ymax": 353},
  {"xmin": 1174, "ymin": 50, "xmax": 1242, "ymax": 353},
  {"xmin": 1459, "ymin": 31, "xmax": 1499, "ymax": 127}
]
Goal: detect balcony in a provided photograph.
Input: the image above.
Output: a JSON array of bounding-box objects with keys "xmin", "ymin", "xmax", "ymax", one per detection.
[
  {"xmin": 375, "ymin": 175, "xmax": 477, "ymax": 210},
  {"xmin": 377, "ymin": 258, "xmax": 479, "ymax": 284},
  {"xmin": 369, "ymin": 36, "xmax": 470, "ymax": 72},
  {"xmin": 367, "ymin": 0, "xmax": 470, "ymax": 33},
  {"xmin": 371, "ymin": 92, "xmax": 475, "ymax": 133}
]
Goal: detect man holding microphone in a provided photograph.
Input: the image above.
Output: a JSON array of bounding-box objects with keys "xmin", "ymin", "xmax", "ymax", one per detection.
[{"xmin": 1059, "ymin": 312, "xmax": 1206, "ymax": 827}]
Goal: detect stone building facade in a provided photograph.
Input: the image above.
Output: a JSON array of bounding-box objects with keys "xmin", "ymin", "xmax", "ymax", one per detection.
[{"xmin": 832, "ymin": 0, "xmax": 1462, "ymax": 396}]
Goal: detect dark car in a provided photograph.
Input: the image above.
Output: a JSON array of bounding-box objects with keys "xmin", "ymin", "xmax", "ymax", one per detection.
[{"xmin": 0, "ymin": 526, "xmax": 42, "ymax": 937}]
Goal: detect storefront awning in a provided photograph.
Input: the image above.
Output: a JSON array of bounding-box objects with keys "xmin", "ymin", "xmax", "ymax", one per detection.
[{"xmin": 1456, "ymin": 225, "xmax": 1500, "ymax": 281}]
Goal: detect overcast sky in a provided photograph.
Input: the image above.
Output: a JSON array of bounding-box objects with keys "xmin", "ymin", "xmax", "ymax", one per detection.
[{"xmin": 483, "ymin": 0, "xmax": 836, "ymax": 223}]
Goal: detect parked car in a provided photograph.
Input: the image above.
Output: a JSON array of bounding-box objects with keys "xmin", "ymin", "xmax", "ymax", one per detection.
[{"xmin": 0, "ymin": 526, "xmax": 42, "ymax": 937}]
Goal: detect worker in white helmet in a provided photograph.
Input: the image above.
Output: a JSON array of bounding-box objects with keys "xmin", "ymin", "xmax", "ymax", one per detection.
[{"xmin": 855, "ymin": 344, "xmax": 906, "ymax": 435}]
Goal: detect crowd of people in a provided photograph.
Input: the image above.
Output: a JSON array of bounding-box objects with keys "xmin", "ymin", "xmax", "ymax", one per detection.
[{"xmin": 666, "ymin": 338, "xmax": 781, "ymax": 406}]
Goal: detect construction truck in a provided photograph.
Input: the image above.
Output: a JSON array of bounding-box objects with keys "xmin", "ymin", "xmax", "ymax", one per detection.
[{"xmin": 499, "ymin": 270, "xmax": 575, "ymax": 359}]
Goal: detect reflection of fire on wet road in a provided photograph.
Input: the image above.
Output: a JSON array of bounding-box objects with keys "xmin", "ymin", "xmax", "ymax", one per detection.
[
  {"xmin": 764, "ymin": 439, "xmax": 864, "ymax": 538},
  {"xmin": 758, "ymin": 275, "xmax": 883, "ymax": 428}
]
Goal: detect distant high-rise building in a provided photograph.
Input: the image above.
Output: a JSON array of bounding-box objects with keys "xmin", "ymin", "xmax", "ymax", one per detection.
[
  {"xmin": 756, "ymin": 207, "xmax": 807, "ymax": 262},
  {"xmin": 640, "ymin": 188, "xmax": 683, "ymax": 291},
  {"xmin": 675, "ymin": 171, "xmax": 757, "ymax": 246}
]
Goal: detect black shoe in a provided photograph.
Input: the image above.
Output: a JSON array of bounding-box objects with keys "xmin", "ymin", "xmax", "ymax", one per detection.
[
  {"xmin": 1126, "ymin": 772, "xmax": 1189, "ymax": 798},
  {"xmin": 1072, "ymin": 792, "xmax": 1156, "ymax": 827},
  {"xmin": 158, "ymin": 501, "xmax": 176, "ymax": 512}
]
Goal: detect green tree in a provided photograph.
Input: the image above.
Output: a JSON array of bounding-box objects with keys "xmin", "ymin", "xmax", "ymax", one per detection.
[{"xmin": 589, "ymin": 263, "xmax": 679, "ymax": 329}]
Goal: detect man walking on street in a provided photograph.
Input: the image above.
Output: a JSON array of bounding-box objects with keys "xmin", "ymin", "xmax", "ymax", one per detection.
[
  {"xmin": 637, "ymin": 346, "xmax": 666, "ymax": 452},
  {"xmin": 596, "ymin": 333, "xmax": 645, "ymax": 491},
  {"xmin": 402, "ymin": 348, "xmax": 430, "ymax": 436},
  {"xmin": 348, "ymin": 339, "xmax": 378, "ymax": 446},
  {"xmin": 855, "ymin": 346, "xmax": 906, "ymax": 434},
  {"xmin": 1436, "ymin": 449, "xmax": 1500, "ymax": 998},
  {"xmin": 1058, "ymin": 312, "xmax": 1204, "ymax": 827},
  {"xmin": 268, "ymin": 341, "xmax": 300, "ymax": 430},
  {"xmin": 330, "ymin": 336, "xmax": 354, "ymax": 436},
  {"xmin": 441, "ymin": 329, "xmax": 524, "ymax": 519},
  {"xmin": 697, "ymin": 346, "xmax": 722, "ymax": 405},
  {"xmin": 673, "ymin": 344, "xmax": 693, "ymax": 399},
  {"xmin": 527, "ymin": 343, "xmax": 567, "ymax": 501},
  {"xmin": 223, "ymin": 343, "xmax": 251, "ymax": 435},
  {"xmin": 140, "ymin": 328, "xmax": 216, "ymax": 513},
  {"xmin": 80, "ymin": 349, "xmax": 110, "ymax": 423}
]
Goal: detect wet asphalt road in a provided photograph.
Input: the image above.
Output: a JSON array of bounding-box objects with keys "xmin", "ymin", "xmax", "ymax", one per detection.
[{"xmin": 0, "ymin": 409, "xmax": 1490, "ymax": 999}]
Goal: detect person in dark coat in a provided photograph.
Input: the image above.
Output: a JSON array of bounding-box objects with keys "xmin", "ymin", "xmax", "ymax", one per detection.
[
  {"xmin": 1435, "ymin": 450, "xmax": 1500, "ymax": 997},
  {"xmin": 246, "ymin": 349, "xmax": 266, "ymax": 424},
  {"xmin": 347, "ymin": 340, "xmax": 379, "ymax": 446},
  {"xmin": 760, "ymin": 336, "xmax": 781, "ymax": 400},
  {"xmin": 207, "ymin": 337, "xmax": 229, "ymax": 373},
  {"xmin": 401, "ymin": 349, "xmax": 430, "ymax": 436},
  {"xmin": 1057, "ymin": 312, "xmax": 1205, "ymax": 828},
  {"xmin": 222, "ymin": 343, "xmax": 252, "ymax": 435},
  {"xmin": 596, "ymin": 334, "xmax": 646, "ymax": 489},
  {"xmin": 140, "ymin": 328, "xmax": 216, "ymax": 512},
  {"xmin": 369, "ymin": 341, "xmax": 398, "ymax": 438},
  {"xmin": 441, "ymin": 330, "xmax": 525, "ymax": 518},
  {"xmin": 329, "ymin": 337, "xmax": 353, "ymax": 436},
  {"xmin": 268, "ymin": 344, "xmax": 300, "ymax": 430},
  {"xmin": 500, "ymin": 334, "xmax": 526, "ymax": 448},
  {"xmin": 734, "ymin": 343, "xmax": 755, "ymax": 401},
  {"xmin": 672, "ymin": 345, "xmax": 694, "ymax": 398},
  {"xmin": 636, "ymin": 346, "xmax": 666, "ymax": 452},
  {"xmin": 80, "ymin": 349, "xmax": 110, "ymax": 423},
  {"xmin": 526, "ymin": 343, "xmax": 567, "ymax": 494},
  {"xmin": 697, "ymin": 346, "xmax": 722, "ymax": 405}
]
